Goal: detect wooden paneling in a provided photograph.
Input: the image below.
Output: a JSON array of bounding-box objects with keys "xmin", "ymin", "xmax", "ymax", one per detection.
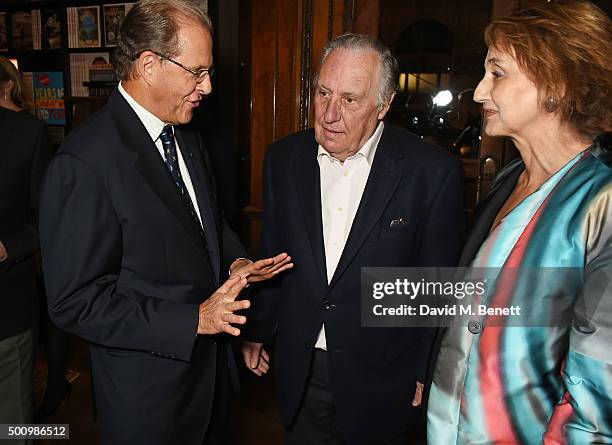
[
  {"xmin": 245, "ymin": 0, "xmax": 357, "ymax": 248},
  {"xmin": 353, "ymin": 0, "xmax": 380, "ymax": 35}
]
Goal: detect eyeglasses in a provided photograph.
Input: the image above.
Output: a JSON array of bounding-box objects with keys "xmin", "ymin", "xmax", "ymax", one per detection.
[{"xmin": 152, "ymin": 51, "xmax": 214, "ymax": 83}]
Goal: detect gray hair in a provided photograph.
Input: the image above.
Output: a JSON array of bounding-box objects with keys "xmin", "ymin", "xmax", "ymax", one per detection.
[
  {"xmin": 315, "ymin": 34, "xmax": 399, "ymax": 107},
  {"xmin": 114, "ymin": 0, "xmax": 212, "ymax": 81}
]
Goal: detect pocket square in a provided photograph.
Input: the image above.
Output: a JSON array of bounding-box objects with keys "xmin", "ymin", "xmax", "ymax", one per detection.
[{"xmin": 389, "ymin": 217, "xmax": 408, "ymax": 227}]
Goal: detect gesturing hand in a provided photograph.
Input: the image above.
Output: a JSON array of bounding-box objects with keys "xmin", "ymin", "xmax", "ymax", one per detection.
[
  {"xmin": 241, "ymin": 341, "xmax": 270, "ymax": 376},
  {"xmin": 197, "ymin": 275, "xmax": 249, "ymax": 336},
  {"xmin": 230, "ymin": 252, "xmax": 293, "ymax": 284}
]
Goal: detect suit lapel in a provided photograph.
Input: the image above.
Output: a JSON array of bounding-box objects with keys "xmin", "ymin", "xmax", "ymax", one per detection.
[
  {"xmin": 175, "ymin": 128, "xmax": 220, "ymax": 283},
  {"xmin": 107, "ymin": 91, "xmax": 210, "ymax": 262},
  {"xmin": 294, "ymin": 143, "xmax": 328, "ymax": 287},
  {"xmin": 329, "ymin": 128, "xmax": 403, "ymax": 289}
]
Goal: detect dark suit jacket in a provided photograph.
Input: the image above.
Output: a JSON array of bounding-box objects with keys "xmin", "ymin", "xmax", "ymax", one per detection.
[
  {"xmin": 247, "ymin": 124, "xmax": 465, "ymax": 445},
  {"xmin": 39, "ymin": 90, "xmax": 247, "ymax": 445},
  {"xmin": 0, "ymin": 107, "xmax": 49, "ymax": 341}
]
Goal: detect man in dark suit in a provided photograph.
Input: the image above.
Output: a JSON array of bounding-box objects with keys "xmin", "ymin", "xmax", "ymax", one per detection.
[
  {"xmin": 39, "ymin": 1, "xmax": 290, "ymax": 444},
  {"xmin": 242, "ymin": 34, "xmax": 465, "ymax": 445},
  {"xmin": 0, "ymin": 106, "xmax": 49, "ymax": 431}
]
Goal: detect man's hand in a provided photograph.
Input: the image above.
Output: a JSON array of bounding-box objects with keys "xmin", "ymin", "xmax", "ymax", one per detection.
[
  {"xmin": 412, "ymin": 381, "xmax": 424, "ymax": 407},
  {"xmin": 0, "ymin": 241, "xmax": 7, "ymax": 262},
  {"xmin": 197, "ymin": 276, "xmax": 249, "ymax": 336},
  {"xmin": 230, "ymin": 252, "xmax": 293, "ymax": 284},
  {"xmin": 241, "ymin": 341, "xmax": 270, "ymax": 376}
]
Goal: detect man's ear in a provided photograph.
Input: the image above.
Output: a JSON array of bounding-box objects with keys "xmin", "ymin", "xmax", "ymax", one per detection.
[
  {"xmin": 134, "ymin": 51, "xmax": 158, "ymax": 86},
  {"xmin": 377, "ymin": 92, "xmax": 395, "ymax": 120}
]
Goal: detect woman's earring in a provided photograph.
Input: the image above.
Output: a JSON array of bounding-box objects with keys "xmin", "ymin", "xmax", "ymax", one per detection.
[{"xmin": 545, "ymin": 96, "xmax": 557, "ymax": 113}]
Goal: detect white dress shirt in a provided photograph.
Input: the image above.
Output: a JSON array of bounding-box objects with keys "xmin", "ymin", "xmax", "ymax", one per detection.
[
  {"xmin": 314, "ymin": 122, "xmax": 384, "ymax": 350},
  {"xmin": 118, "ymin": 82, "xmax": 203, "ymax": 227}
]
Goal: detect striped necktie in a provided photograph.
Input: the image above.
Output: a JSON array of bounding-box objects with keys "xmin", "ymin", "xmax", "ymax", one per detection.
[{"xmin": 159, "ymin": 125, "xmax": 206, "ymax": 241}]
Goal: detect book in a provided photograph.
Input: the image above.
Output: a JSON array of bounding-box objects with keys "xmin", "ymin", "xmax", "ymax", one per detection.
[
  {"xmin": 103, "ymin": 3, "xmax": 135, "ymax": 47},
  {"xmin": 0, "ymin": 13, "xmax": 7, "ymax": 51},
  {"xmin": 67, "ymin": 6, "xmax": 101, "ymax": 48},
  {"xmin": 33, "ymin": 71, "xmax": 65, "ymax": 125},
  {"xmin": 41, "ymin": 9, "xmax": 62, "ymax": 49},
  {"xmin": 69, "ymin": 52, "xmax": 110, "ymax": 97},
  {"xmin": 31, "ymin": 10, "xmax": 41, "ymax": 50},
  {"xmin": 11, "ymin": 11, "xmax": 34, "ymax": 50},
  {"xmin": 78, "ymin": 6, "xmax": 101, "ymax": 47}
]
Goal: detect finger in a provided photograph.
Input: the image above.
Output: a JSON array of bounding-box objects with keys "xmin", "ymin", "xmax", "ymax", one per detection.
[
  {"xmin": 252, "ymin": 257, "xmax": 275, "ymax": 269},
  {"xmin": 271, "ymin": 252, "xmax": 289, "ymax": 263},
  {"xmin": 246, "ymin": 350, "xmax": 259, "ymax": 369},
  {"xmin": 221, "ymin": 313, "xmax": 247, "ymax": 325},
  {"xmin": 224, "ymin": 278, "xmax": 248, "ymax": 300},
  {"xmin": 225, "ymin": 299, "xmax": 250, "ymax": 312},
  {"xmin": 258, "ymin": 353, "xmax": 269, "ymax": 365},
  {"xmin": 217, "ymin": 275, "xmax": 243, "ymax": 293},
  {"xmin": 258, "ymin": 361, "xmax": 270, "ymax": 374},
  {"xmin": 220, "ymin": 323, "xmax": 241, "ymax": 337},
  {"xmin": 261, "ymin": 257, "xmax": 293, "ymax": 274},
  {"xmin": 227, "ymin": 276, "xmax": 248, "ymax": 292},
  {"xmin": 250, "ymin": 367, "xmax": 263, "ymax": 377},
  {"xmin": 261, "ymin": 348, "xmax": 270, "ymax": 363},
  {"xmin": 271, "ymin": 263, "xmax": 294, "ymax": 274}
]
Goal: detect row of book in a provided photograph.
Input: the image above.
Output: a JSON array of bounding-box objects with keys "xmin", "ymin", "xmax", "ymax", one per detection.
[
  {"xmin": 0, "ymin": 3, "xmax": 135, "ymax": 52},
  {"xmin": 66, "ymin": 3, "xmax": 135, "ymax": 49},
  {"xmin": 69, "ymin": 51, "xmax": 115, "ymax": 97},
  {"xmin": 1, "ymin": 1, "xmax": 209, "ymax": 52},
  {"xmin": 0, "ymin": 9, "xmax": 61, "ymax": 51}
]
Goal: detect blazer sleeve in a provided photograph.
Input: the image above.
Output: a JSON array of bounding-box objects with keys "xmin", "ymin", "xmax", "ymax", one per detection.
[
  {"xmin": 2, "ymin": 120, "xmax": 50, "ymax": 265},
  {"xmin": 417, "ymin": 157, "xmax": 466, "ymax": 267},
  {"xmin": 243, "ymin": 147, "xmax": 285, "ymax": 343},
  {"xmin": 40, "ymin": 153, "xmax": 199, "ymax": 362},
  {"xmin": 415, "ymin": 158, "xmax": 466, "ymax": 383}
]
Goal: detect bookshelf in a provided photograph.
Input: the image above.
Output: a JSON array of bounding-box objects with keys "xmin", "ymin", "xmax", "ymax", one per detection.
[{"xmin": 1, "ymin": 1, "xmax": 208, "ymax": 147}]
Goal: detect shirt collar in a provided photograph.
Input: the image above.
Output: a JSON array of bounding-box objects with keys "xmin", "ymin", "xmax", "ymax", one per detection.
[
  {"xmin": 317, "ymin": 121, "xmax": 384, "ymax": 166},
  {"xmin": 118, "ymin": 81, "xmax": 168, "ymax": 143}
]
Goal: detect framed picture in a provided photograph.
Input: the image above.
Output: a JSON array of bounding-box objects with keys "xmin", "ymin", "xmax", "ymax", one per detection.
[
  {"xmin": 103, "ymin": 3, "xmax": 135, "ymax": 47},
  {"xmin": 76, "ymin": 6, "xmax": 101, "ymax": 48}
]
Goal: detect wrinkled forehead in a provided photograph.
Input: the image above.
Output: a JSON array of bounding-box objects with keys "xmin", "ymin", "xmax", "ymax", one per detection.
[{"xmin": 319, "ymin": 48, "xmax": 382, "ymax": 84}]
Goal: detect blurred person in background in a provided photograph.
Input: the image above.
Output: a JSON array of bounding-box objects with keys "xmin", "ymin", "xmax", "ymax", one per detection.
[
  {"xmin": 0, "ymin": 55, "xmax": 50, "ymax": 441},
  {"xmin": 428, "ymin": 1, "xmax": 612, "ymax": 443}
]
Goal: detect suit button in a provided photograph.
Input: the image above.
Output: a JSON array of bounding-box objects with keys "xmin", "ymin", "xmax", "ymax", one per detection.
[
  {"xmin": 468, "ymin": 321, "xmax": 482, "ymax": 334},
  {"xmin": 304, "ymin": 343, "xmax": 312, "ymax": 349}
]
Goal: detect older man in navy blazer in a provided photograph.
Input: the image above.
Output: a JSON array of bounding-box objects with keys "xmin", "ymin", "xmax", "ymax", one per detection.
[
  {"xmin": 39, "ymin": 1, "xmax": 290, "ymax": 444},
  {"xmin": 242, "ymin": 34, "xmax": 465, "ymax": 445}
]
